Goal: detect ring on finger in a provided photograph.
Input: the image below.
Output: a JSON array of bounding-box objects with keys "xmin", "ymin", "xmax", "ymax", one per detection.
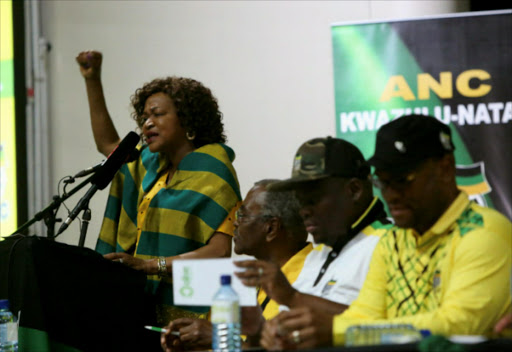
[
  {"xmin": 258, "ymin": 267, "xmax": 264, "ymax": 277},
  {"xmin": 292, "ymin": 330, "xmax": 301, "ymax": 344},
  {"xmin": 119, "ymin": 258, "xmax": 124, "ymax": 264}
]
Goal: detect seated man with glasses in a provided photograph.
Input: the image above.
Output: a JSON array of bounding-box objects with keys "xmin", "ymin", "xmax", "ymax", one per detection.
[
  {"xmin": 261, "ymin": 114, "xmax": 512, "ymax": 350},
  {"xmin": 161, "ymin": 179, "xmax": 312, "ymax": 351}
]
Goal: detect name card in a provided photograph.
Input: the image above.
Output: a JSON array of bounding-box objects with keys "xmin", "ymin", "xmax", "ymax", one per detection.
[{"xmin": 172, "ymin": 258, "xmax": 257, "ymax": 306}]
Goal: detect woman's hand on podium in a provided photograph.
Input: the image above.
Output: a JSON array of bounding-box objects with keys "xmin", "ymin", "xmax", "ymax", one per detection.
[{"xmin": 103, "ymin": 252, "xmax": 157, "ymax": 275}]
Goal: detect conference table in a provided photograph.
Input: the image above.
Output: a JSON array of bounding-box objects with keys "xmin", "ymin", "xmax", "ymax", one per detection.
[
  {"xmin": 240, "ymin": 338, "xmax": 512, "ymax": 352},
  {"xmin": 309, "ymin": 338, "xmax": 511, "ymax": 352}
]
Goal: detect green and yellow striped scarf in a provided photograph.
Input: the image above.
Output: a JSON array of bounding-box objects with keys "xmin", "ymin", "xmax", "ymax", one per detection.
[{"xmin": 96, "ymin": 143, "xmax": 241, "ymax": 322}]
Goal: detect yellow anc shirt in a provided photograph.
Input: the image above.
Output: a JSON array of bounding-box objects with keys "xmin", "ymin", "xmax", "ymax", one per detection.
[{"xmin": 333, "ymin": 192, "xmax": 512, "ymax": 345}]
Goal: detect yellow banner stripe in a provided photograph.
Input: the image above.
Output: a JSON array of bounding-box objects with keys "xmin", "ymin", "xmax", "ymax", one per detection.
[{"xmin": 458, "ymin": 183, "xmax": 491, "ymax": 195}]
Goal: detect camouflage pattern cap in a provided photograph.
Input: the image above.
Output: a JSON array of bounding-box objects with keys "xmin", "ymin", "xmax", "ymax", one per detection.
[{"xmin": 269, "ymin": 137, "xmax": 370, "ymax": 191}]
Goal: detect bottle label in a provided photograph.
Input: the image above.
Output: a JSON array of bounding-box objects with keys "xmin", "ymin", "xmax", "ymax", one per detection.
[
  {"xmin": 1, "ymin": 322, "xmax": 18, "ymax": 343},
  {"xmin": 211, "ymin": 301, "xmax": 240, "ymax": 324}
]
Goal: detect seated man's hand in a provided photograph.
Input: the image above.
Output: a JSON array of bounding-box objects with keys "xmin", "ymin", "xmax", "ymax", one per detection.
[
  {"xmin": 235, "ymin": 259, "xmax": 295, "ymax": 304},
  {"xmin": 260, "ymin": 306, "xmax": 334, "ymax": 350},
  {"xmin": 161, "ymin": 318, "xmax": 212, "ymax": 352},
  {"xmin": 260, "ymin": 316, "xmax": 288, "ymax": 351}
]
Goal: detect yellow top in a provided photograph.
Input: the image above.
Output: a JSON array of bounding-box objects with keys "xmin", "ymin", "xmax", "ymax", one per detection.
[
  {"xmin": 136, "ymin": 172, "xmax": 167, "ymax": 246},
  {"xmin": 333, "ymin": 192, "xmax": 512, "ymax": 345}
]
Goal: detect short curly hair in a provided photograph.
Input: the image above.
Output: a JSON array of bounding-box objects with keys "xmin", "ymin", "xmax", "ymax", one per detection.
[{"xmin": 130, "ymin": 76, "xmax": 226, "ymax": 148}]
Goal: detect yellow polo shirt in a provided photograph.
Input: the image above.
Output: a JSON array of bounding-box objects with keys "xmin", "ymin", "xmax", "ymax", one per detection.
[{"xmin": 333, "ymin": 192, "xmax": 512, "ymax": 345}]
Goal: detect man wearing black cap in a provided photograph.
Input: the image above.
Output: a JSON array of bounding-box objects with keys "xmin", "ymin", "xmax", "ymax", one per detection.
[
  {"xmin": 236, "ymin": 137, "xmax": 391, "ymax": 324},
  {"xmin": 261, "ymin": 115, "xmax": 511, "ymax": 350}
]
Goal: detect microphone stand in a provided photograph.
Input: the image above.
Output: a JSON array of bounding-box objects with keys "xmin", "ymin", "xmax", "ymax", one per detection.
[
  {"xmin": 12, "ymin": 174, "xmax": 96, "ymax": 238},
  {"xmin": 78, "ymin": 202, "xmax": 91, "ymax": 248}
]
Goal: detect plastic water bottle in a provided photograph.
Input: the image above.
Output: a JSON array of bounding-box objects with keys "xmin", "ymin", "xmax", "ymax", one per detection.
[
  {"xmin": 0, "ymin": 299, "xmax": 18, "ymax": 352},
  {"xmin": 211, "ymin": 275, "xmax": 241, "ymax": 352}
]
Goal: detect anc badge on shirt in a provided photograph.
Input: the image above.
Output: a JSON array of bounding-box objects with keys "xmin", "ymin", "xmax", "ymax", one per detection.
[
  {"xmin": 321, "ymin": 279, "xmax": 337, "ymax": 296},
  {"xmin": 432, "ymin": 270, "xmax": 441, "ymax": 289}
]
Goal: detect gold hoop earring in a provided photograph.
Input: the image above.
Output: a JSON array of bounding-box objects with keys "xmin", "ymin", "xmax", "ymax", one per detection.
[{"xmin": 186, "ymin": 131, "xmax": 196, "ymax": 141}]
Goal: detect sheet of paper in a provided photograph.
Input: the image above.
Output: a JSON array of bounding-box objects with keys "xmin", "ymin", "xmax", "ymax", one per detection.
[{"xmin": 172, "ymin": 258, "xmax": 257, "ymax": 306}]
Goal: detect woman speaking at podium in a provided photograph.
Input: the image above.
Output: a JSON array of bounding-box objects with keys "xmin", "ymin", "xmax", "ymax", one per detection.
[{"xmin": 76, "ymin": 51, "xmax": 241, "ymax": 326}]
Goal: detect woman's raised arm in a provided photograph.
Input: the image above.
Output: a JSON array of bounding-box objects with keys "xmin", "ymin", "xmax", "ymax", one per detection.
[{"xmin": 76, "ymin": 50, "xmax": 120, "ymax": 156}]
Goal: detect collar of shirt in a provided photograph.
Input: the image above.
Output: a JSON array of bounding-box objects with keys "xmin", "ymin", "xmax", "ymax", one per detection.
[
  {"xmin": 313, "ymin": 197, "xmax": 388, "ymax": 287},
  {"xmin": 414, "ymin": 191, "xmax": 470, "ymax": 247}
]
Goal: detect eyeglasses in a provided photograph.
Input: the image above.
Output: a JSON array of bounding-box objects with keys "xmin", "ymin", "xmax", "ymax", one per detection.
[
  {"xmin": 235, "ymin": 209, "xmax": 274, "ymax": 223},
  {"xmin": 235, "ymin": 210, "xmax": 260, "ymax": 222},
  {"xmin": 371, "ymin": 172, "xmax": 417, "ymax": 191}
]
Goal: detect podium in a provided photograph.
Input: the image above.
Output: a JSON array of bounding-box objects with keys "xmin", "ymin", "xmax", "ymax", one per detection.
[{"xmin": 0, "ymin": 235, "xmax": 159, "ymax": 351}]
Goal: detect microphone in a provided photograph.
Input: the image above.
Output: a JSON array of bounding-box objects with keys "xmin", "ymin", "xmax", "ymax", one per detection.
[
  {"xmin": 74, "ymin": 161, "xmax": 104, "ymax": 178},
  {"xmin": 57, "ymin": 132, "xmax": 140, "ymax": 235},
  {"xmin": 73, "ymin": 148, "xmax": 140, "ymax": 178},
  {"xmin": 90, "ymin": 132, "xmax": 140, "ymax": 190}
]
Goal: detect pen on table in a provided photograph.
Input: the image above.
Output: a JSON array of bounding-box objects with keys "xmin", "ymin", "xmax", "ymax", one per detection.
[{"xmin": 144, "ymin": 325, "xmax": 180, "ymax": 336}]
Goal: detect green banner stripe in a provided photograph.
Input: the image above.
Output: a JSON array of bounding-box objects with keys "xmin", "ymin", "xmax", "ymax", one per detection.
[
  {"xmin": 0, "ymin": 60, "xmax": 14, "ymax": 97},
  {"xmin": 456, "ymin": 174, "xmax": 485, "ymax": 186}
]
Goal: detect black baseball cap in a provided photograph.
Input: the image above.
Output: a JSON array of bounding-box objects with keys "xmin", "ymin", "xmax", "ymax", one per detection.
[
  {"xmin": 367, "ymin": 114, "xmax": 455, "ymax": 174},
  {"xmin": 269, "ymin": 137, "xmax": 370, "ymax": 191}
]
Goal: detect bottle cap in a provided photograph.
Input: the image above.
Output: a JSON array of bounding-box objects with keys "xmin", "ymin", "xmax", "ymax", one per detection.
[
  {"xmin": 420, "ymin": 329, "xmax": 432, "ymax": 338},
  {"xmin": 220, "ymin": 275, "xmax": 231, "ymax": 285},
  {"xmin": 0, "ymin": 299, "xmax": 9, "ymax": 310}
]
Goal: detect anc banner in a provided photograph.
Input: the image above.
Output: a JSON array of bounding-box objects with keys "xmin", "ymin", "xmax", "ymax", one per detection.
[{"xmin": 331, "ymin": 10, "xmax": 512, "ymax": 220}]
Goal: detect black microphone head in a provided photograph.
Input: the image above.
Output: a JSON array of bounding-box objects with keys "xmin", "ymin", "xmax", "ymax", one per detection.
[
  {"xmin": 127, "ymin": 147, "xmax": 141, "ymax": 162},
  {"xmin": 91, "ymin": 132, "xmax": 140, "ymax": 190}
]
